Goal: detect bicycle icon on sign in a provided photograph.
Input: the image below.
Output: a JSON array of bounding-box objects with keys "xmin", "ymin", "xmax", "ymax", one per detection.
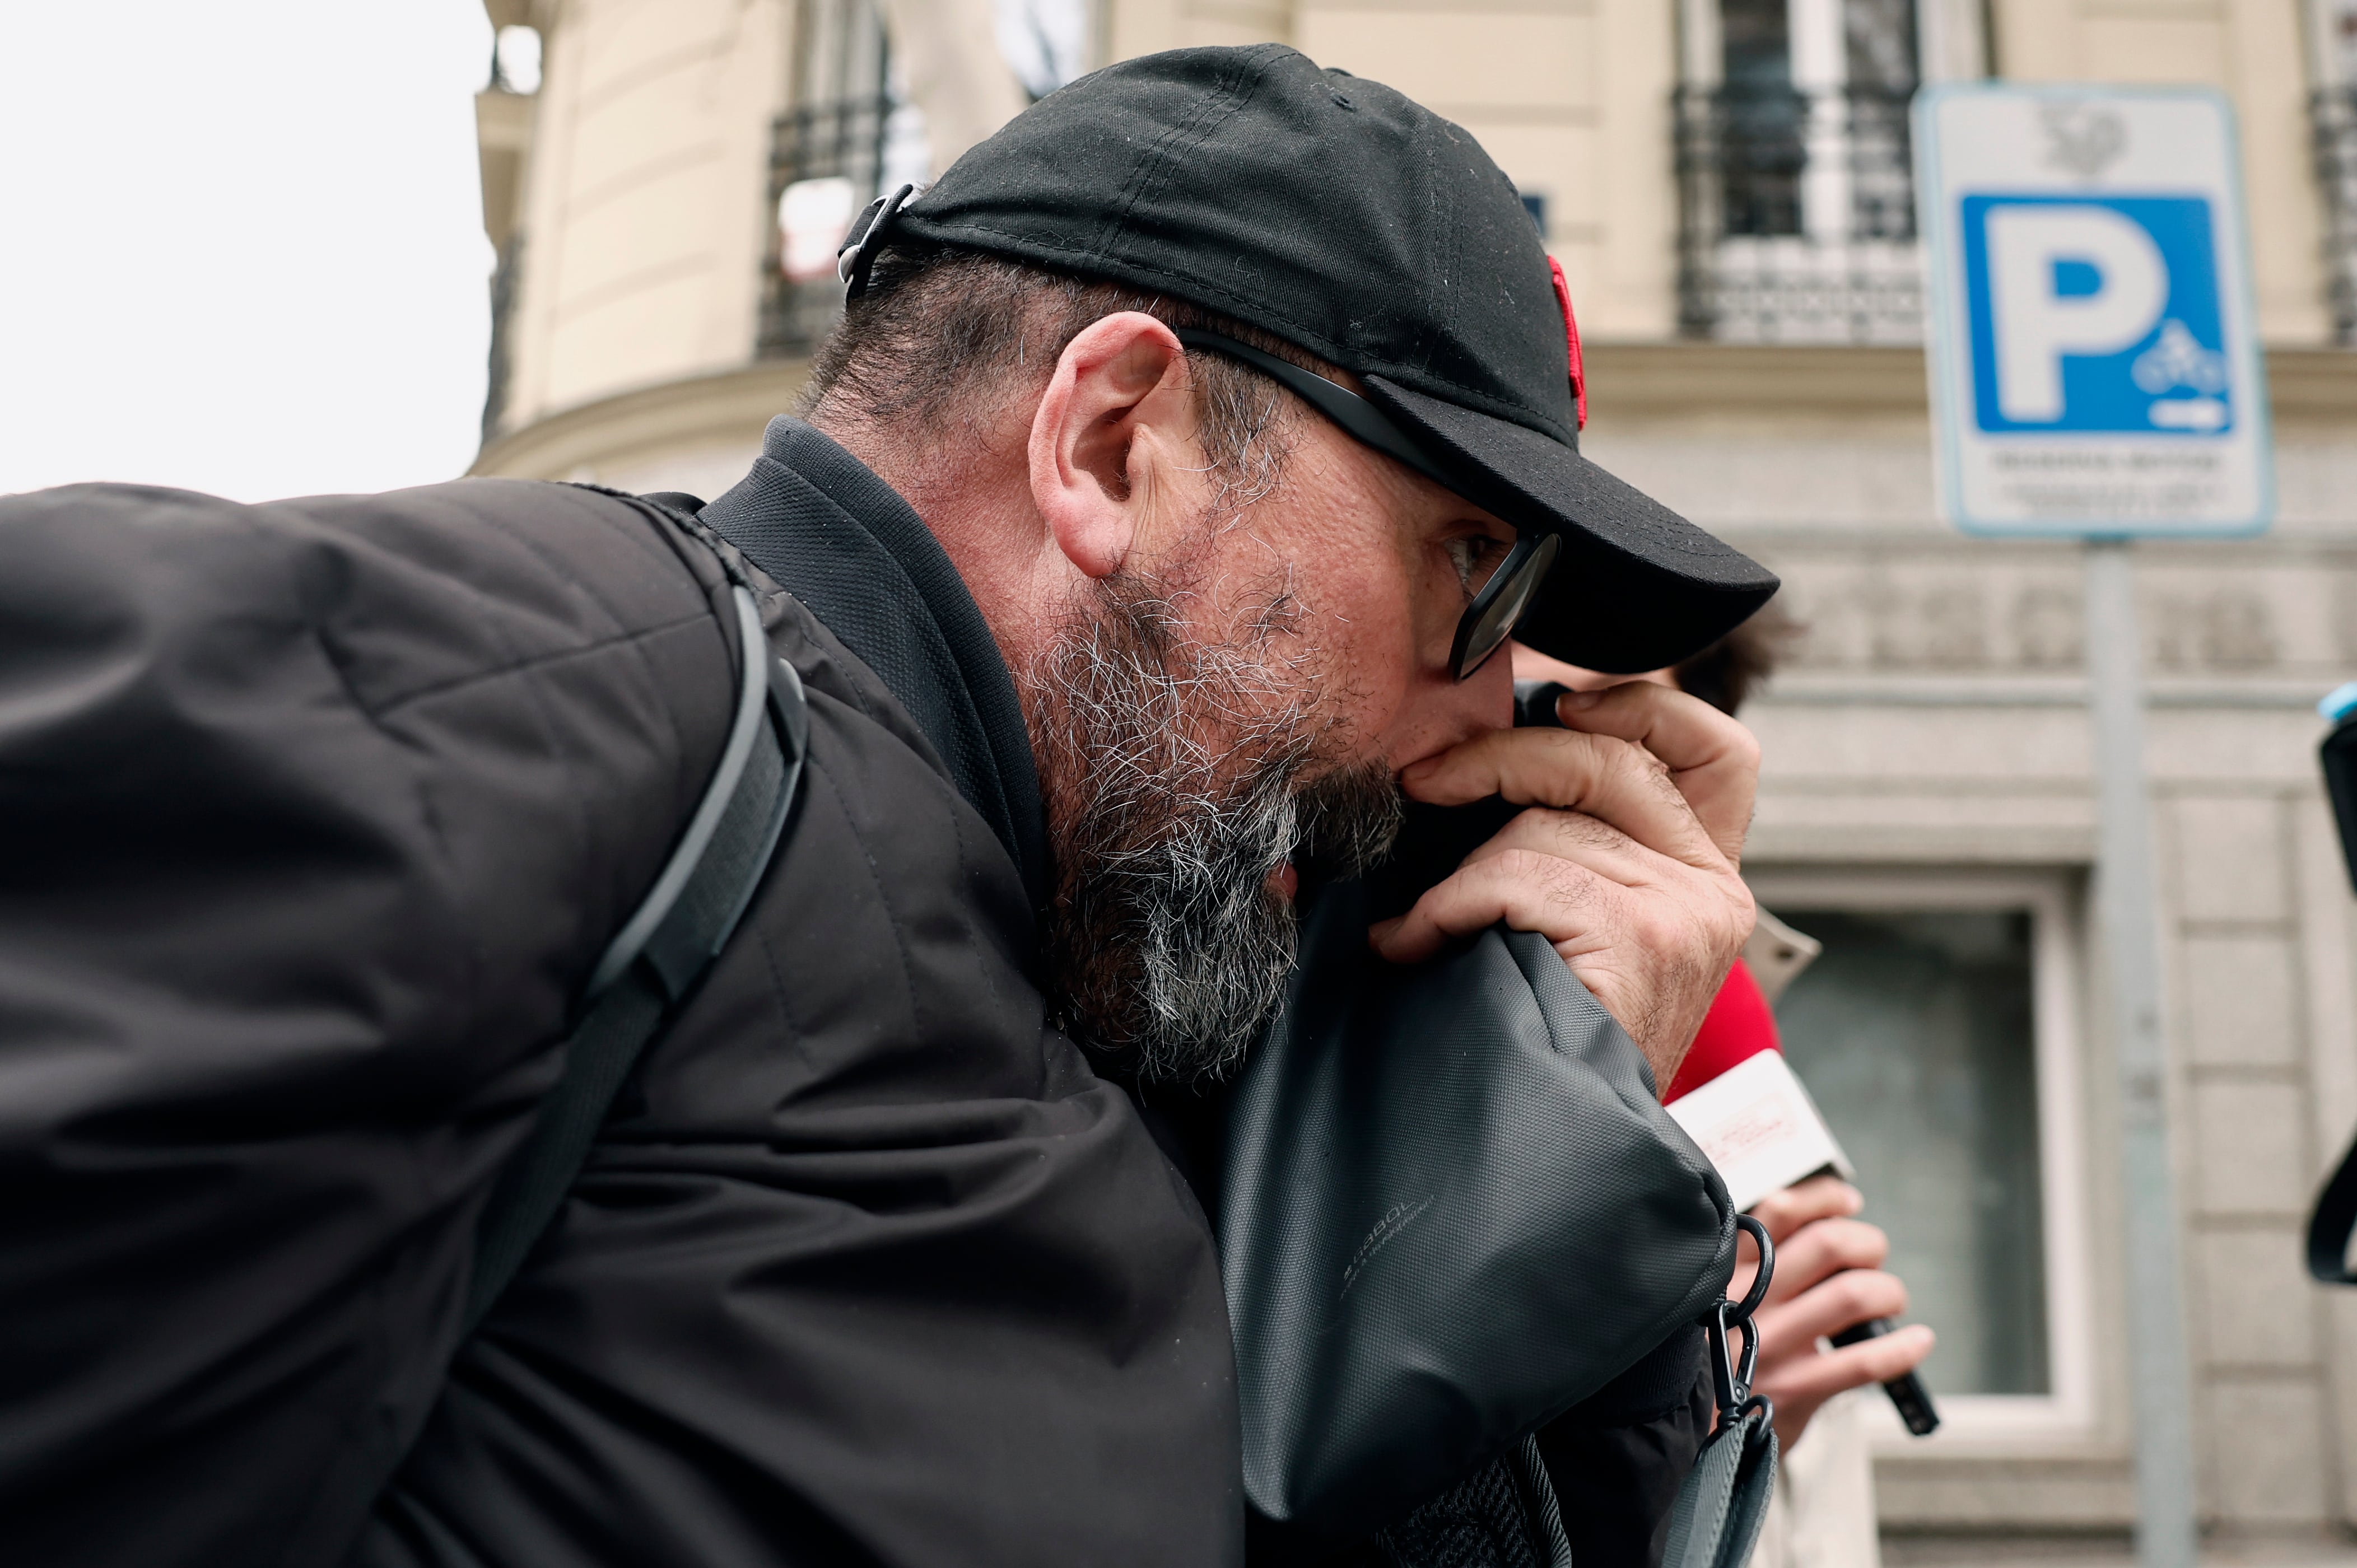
[{"xmin": 2131, "ymin": 320, "xmax": 2229, "ymax": 429}]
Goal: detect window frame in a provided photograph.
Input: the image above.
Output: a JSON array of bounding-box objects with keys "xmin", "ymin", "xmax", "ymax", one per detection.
[
  {"xmin": 1742, "ymin": 866, "xmax": 2098, "ymax": 1447},
  {"xmin": 1677, "ymin": 0, "xmax": 1991, "ymax": 83},
  {"xmin": 1671, "ymin": 0, "xmax": 1990, "ymax": 343}
]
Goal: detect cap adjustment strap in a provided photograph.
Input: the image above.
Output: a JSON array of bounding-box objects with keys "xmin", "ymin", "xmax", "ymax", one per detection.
[{"xmin": 837, "ymin": 182, "xmax": 917, "ymax": 300}]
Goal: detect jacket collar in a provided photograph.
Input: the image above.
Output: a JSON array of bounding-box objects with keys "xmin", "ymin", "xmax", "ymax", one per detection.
[{"xmin": 701, "ymin": 417, "xmax": 1050, "ymax": 910}]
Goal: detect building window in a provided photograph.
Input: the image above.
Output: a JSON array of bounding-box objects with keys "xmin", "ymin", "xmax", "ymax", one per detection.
[
  {"xmin": 1746, "ymin": 869, "xmax": 2094, "ymax": 1438},
  {"xmin": 478, "ymin": 28, "xmax": 539, "ymax": 440},
  {"xmin": 998, "ymin": 0, "xmax": 1091, "ymax": 102},
  {"xmin": 490, "ymin": 24, "xmax": 542, "ymax": 96},
  {"xmin": 2312, "ymin": 91, "xmax": 2357, "ymax": 346},
  {"xmin": 1778, "ymin": 907, "xmax": 2047, "ymax": 1392},
  {"xmin": 758, "ymin": 0, "xmax": 1093, "ymax": 361},
  {"xmin": 1675, "ymin": 0, "xmax": 1947, "ymax": 343},
  {"xmin": 760, "ymin": 0, "xmax": 929, "ymax": 359},
  {"xmin": 483, "ymin": 235, "xmax": 524, "ymax": 441},
  {"xmin": 2311, "ymin": 1, "xmax": 2357, "ymax": 345}
]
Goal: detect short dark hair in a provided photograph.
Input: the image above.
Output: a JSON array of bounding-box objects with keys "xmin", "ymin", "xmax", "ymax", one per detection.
[
  {"xmin": 1671, "ymin": 596, "xmax": 1801, "ymax": 717},
  {"xmin": 800, "ymin": 244, "xmax": 1336, "ymax": 508}
]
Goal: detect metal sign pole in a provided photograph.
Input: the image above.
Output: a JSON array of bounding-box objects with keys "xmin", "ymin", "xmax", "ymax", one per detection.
[{"xmin": 2083, "ymin": 535, "xmax": 2201, "ymax": 1568}]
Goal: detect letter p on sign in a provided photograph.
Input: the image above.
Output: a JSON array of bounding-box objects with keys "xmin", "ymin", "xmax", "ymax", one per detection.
[{"xmin": 1986, "ymin": 206, "xmax": 2167, "ymax": 423}]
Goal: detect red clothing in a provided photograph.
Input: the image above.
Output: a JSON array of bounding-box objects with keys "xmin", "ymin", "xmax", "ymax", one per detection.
[{"xmin": 1665, "ymin": 958, "xmax": 1781, "ymax": 1103}]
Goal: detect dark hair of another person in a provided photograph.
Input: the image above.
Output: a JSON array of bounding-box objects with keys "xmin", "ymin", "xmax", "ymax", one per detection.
[{"xmin": 1671, "ymin": 596, "xmax": 1800, "ymax": 718}]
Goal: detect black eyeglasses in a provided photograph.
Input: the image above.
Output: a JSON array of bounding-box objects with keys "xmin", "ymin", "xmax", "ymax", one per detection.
[{"xmin": 1172, "ymin": 329, "xmax": 1558, "ymax": 680}]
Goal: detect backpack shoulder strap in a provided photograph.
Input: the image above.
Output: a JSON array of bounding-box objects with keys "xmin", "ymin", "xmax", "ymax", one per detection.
[{"xmin": 463, "ymin": 581, "xmax": 807, "ymax": 1332}]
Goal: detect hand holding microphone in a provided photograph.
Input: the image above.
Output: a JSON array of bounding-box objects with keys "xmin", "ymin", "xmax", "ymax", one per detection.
[
  {"xmin": 1727, "ymin": 1176, "xmax": 1937, "ymax": 1446},
  {"xmin": 1664, "ymin": 953, "xmax": 1940, "ymax": 1448}
]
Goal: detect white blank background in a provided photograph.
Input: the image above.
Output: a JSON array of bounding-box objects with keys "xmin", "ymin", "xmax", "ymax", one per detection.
[{"xmin": 0, "ymin": 1, "xmax": 495, "ymax": 501}]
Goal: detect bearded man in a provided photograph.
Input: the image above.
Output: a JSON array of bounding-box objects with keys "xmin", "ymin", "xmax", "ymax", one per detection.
[{"xmin": 0, "ymin": 44, "xmax": 1776, "ymax": 1568}]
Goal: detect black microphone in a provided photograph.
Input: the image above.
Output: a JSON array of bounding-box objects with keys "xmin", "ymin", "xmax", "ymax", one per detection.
[{"xmin": 1829, "ymin": 1319, "xmax": 1941, "ymax": 1435}]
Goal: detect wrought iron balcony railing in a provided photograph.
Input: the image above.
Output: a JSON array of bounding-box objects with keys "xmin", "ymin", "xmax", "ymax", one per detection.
[
  {"xmin": 481, "ymin": 234, "xmax": 522, "ymax": 440},
  {"xmin": 758, "ymin": 93, "xmax": 898, "ymax": 359},
  {"xmin": 1674, "ymin": 82, "xmax": 1922, "ymax": 344},
  {"xmin": 2311, "ymin": 86, "xmax": 2357, "ymax": 347}
]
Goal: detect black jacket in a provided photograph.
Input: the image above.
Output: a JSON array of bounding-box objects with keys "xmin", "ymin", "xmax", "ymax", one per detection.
[
  {"xmin": 0, "ymin": 421, "xmax": 1704, "ymax": 1568},
  {"xmin": 0, "ymin": 431, "xmax": 1239, "ymax": 1566}
]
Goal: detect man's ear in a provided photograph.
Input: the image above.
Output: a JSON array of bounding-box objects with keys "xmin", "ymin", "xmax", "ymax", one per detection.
[{"xmin": 1027, "ymin": 312, "xmax": 1201, "ymax": 580}]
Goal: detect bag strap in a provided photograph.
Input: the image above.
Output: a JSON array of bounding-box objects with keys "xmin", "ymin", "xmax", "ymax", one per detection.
[
  {"xmin": 1659, "ymin": 1214, "xmax": 1781, "ymax": 1568},
  {"xmin": 2308, "ymin": 1131, "xmax": 2357, "ymax": 1285},
  {"xmin": 1661, "ymin": 1405, "xmax": 1777, "ymax": 1568},
  {"xmin": 1506, "ymin": 1434, "xmax": 1573, "ymax": 1568},
  {"xmin": 463, "ymin": 583, "xmax": 807, "ymax": 1332}
]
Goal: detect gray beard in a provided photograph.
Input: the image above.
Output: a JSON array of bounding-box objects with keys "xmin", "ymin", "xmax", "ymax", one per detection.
[{"xmin": 1029, "ymin": 568, "xmax": 1404, "ymax": 1085}]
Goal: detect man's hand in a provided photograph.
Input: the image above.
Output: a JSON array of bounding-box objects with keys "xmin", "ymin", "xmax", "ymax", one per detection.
[
  {"xmin": 1367, "ymin": 681, "xmax": 1759, "ymax": 1088},
  {"xmin": 1730, "ymin": 1177, "xmax": 1936, "ymax": 1448}
]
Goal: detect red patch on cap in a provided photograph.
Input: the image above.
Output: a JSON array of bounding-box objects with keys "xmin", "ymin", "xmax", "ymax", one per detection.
[{"xmin": 1549, "ymin": 256, "xmax": 1586, "ymax": 431}]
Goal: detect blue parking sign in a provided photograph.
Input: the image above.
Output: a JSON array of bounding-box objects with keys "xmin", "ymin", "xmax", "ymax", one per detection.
[
  {"xmin": 1917, "ymin": 87, "xmax": 2271, "ymax": 535},
  {"xmin": 1963, "ymin": 195, "xmax": 2230, "ymax": 435}
]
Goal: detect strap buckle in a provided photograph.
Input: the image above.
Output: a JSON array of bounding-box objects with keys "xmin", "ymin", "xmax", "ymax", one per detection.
[{"xmin": 837, "ymin": 182, "xmax": 918, "ymax": 299}]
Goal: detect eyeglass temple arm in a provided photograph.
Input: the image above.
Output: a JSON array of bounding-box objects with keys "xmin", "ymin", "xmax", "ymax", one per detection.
[{"xmin": 1170, "ymin": 329, "xmax": 1460, "ymax": 494}]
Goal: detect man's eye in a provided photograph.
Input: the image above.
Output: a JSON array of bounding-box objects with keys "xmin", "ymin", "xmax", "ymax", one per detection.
[{"xmin": 1443, "ymin": 536, "xmax": 1507, "ymax": 598}]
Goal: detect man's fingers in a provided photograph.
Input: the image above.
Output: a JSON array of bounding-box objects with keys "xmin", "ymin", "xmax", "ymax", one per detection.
[
  {"xmin": 1839, "ymin": 1322, "xmax": 1936, "ymax": 1384},
  {"xmin": 1552, "ymin": 682, "xmax": 1759, "ymax": 863},
  {"xmin": 1456, "ymin": 806, "xmax": 1662, "ymax": 886},
  {"xmin": 1732, "ymin": 1215, "xmax": 1892, "ymax": 1307},
  {"xmin": 1758, "ymin": 1324, "xmax": 1936, "ymax": 1407},
  {"xmin": 1756, "ymin": 1268, "xmax": 1909, "ymax": 1353},
  {"xmin": 1761, "ymin": 1217, "xmax": 1890, "ymax": 1307},
  {"xmin": 1747, "ymin": 1177, "xmax": 1864, "ymax": 1248},
  {"xmin": 1368, "ymin": 848, "xmax": 1625, "ymax": 964},
  {"xmin": 1749, "ymin": 1315, "xmax": 1934, "ymax": 1450},
  {"xmin": 1400, "ymin": 726, "xmax": 1725, "ymax": 872},
  {"xmin": 1376, "ymin": 693, "xmax": 1758, "ymax": 1079}
]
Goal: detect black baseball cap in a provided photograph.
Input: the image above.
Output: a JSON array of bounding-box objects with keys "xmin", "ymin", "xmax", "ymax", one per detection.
[{"xmin": 851, "ymin": 43, "xmax": 1777, "ymax": 674}]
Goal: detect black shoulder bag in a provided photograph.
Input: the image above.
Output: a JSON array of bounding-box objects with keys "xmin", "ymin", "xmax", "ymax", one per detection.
[{"xmin": 1223, "ymin": 804, "xmax": 1778, "ymax": 1567}]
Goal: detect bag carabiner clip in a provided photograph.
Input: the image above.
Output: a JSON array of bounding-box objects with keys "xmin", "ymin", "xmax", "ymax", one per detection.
[{"xmin": 1704, "ymin": 1214, "xmax": 1775, "ymax": 1422}]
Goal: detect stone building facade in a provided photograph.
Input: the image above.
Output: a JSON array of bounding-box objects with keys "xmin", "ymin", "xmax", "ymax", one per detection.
[{"xmin": 472, "ymin": 0, "xmax": 2357, "ymax": 1552}]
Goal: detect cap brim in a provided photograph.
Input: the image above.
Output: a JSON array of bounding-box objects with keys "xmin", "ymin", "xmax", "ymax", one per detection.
[{"xmin": 1363, "ymin": 375, "xmax": 1779, "ymax": 674}]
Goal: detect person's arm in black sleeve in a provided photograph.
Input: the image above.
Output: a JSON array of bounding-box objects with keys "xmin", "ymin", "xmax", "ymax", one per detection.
[
  {"xmin": 1535, "ymin": 1324, "xmax": 1716, "ymax": 1568},
  {"xmin": 0, "ymin": 478, "xmax": 733, "ymax": 1567}
]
